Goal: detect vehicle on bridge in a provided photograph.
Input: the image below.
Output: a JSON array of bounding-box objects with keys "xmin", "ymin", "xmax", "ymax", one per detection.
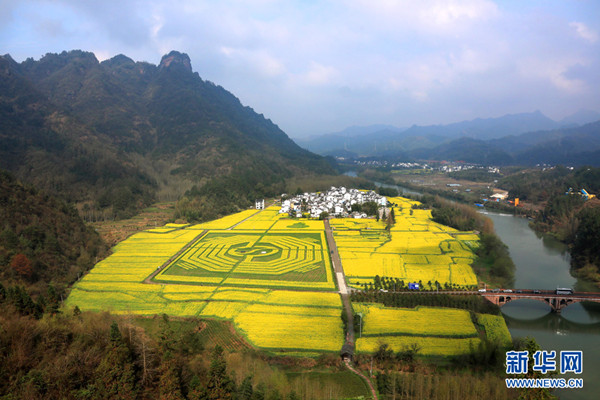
[{"xmin": 556, "ymin": 287, "xmax": 573, "ymax": 295}]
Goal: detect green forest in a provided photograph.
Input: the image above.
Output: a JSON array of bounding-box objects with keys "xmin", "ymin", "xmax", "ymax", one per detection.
[{"xmin": 499, "ymin": 166, "xmax": 600, "ymax": 284}]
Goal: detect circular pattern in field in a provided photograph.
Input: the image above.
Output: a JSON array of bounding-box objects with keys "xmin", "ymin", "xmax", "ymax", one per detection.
[{"xmin": 153, "ymin": 231, "xmax": 336, "ymax": 289}]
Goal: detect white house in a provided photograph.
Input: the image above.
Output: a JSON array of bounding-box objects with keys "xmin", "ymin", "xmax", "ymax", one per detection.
[{"xmin": 255, "ymin": 199, "xmax": 265, "ymax": 209}]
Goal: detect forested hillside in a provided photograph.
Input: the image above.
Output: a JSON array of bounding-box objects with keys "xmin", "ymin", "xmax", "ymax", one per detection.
[
  {"xmin": 0, "ymin": 170, "xmax": 107, "ymax": 298},
  {"xmin": 498, "ymin": 166, "xmax": 600, "ymax": 284},
  {"xmin": 0, "ymin": 50, "xmax": 335, "ymax": 221}
]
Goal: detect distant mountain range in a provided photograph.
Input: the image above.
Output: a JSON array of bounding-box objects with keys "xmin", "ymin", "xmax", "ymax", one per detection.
[
  {"xmin": 0, "ymin": 50, "xmax": 334, "ymax": 217},
  {"xmin": 296, "ymin": 111, "xmax": 600, "ymax": 166}
]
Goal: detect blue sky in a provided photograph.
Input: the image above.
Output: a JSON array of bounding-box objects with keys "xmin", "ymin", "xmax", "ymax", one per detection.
[{"xmin": 1, "ymin": 0, "xmax": 599, "ymax": 138}]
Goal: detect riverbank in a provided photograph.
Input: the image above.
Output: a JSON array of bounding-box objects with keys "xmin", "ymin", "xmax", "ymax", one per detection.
[
  {"xmin": 408, "ymin": 194, "xmax": 515, "ymax": 288},
  {"xmin": 484, "ymin": 210, "xmax": 600, "ymax": 400}
]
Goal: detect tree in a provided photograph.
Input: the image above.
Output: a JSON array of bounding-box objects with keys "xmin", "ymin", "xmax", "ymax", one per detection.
[
  {"xmin": 237, "ymin": 376, "xmax": 254, "ymax": 400},
  {"xmin": 266, "ymin": 389, "xmax": 283, "ymax": 400},
  {"xmin": 94, "ymin": 324, "xmax": 138, "ymax": 399},
  {"xmin": 512, "ymin": 336, "xmax": 555, "ymax": 400},
  {"xmin": 251, "ymin": 383, "xmax": 266, "ymax": 400},
  {"xmin": 374, "ymin": 343, "xmax": 394, "ymax": 364},
  {"xmin": 573, "ymin": 206, "xmax": 600, "ymax": 267},
  {"xmin": 188, "ymin": 375, "xmax": 208, "ymax": 400},
  {"xmin": 110, "ymin": 321, "xmax": 122, "ymax": 345},
  {"xmin": 287, "ymin": 391, "xmax": 300, "ymax": 400},
  {"xmin": 46, "ymin": 284, "xmax": 60, "ymax": 314},
  {"xmin": 386, "ymin": 208, "xmax": 396, "ymax": 230},
  {"xmin": 157, "ymin": 353, "xmax": 185, "ymax": 400},
  {"xmin": 207, "ymin": 345, "xmax": 235, "ymax": 399},
  {"xmin": 0, "ymin": 227, "xmax": 19, "ymax": 250},
  {"xmin": 10, "ymin": 253, "xmax": 33, "ymax": 280},
  {"xmin": 376, "ymin": 372, "xmax": 393, "ymax": 396}
]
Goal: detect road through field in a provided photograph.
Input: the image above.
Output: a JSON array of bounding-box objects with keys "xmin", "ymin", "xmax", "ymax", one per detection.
[
  {"xmin": 324, "ymin": 220, "xmax": 357, "ymax": 340},
  {"xmin": 323, "ymin": 219, "xmax": 380, "ymax": 397}
]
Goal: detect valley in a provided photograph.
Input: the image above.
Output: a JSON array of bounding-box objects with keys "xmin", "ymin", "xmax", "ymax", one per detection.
[
  {"xmin": 1, "ymin": 46, "xmax": 597, "ymax": 399},
  {"xmin": 66, "ymin": 196, "xmax": 504, "ymax": 362}
]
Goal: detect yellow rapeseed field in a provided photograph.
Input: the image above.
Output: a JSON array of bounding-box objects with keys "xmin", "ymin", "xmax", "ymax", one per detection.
[
  {"xmin": 188, "ymin": 209, "xmax": 259, "ymax": 229},
  {"xmin": 235, "ymin": 310, "xmax": 343, "ymax": 352},
  {"xmin": 66, "ymin": 195, "xmax": 485, "ymax": 356},
  {"xmin": 200, "ymin": 301, "xmax": 249, "ymax": 319},
  {"xmin": 353, "ymin": 304, "xmax": 478, "ymax": 337},
  {"xmin": 334, "ymin": 197, "xmax": 479, "ymax": 288},
  {"xmin": 477, "ymin": 314, "xmax": 512, "ymax": 347}
]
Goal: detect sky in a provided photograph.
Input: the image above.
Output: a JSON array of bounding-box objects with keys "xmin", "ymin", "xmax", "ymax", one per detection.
[{"xmin": 1, "ymin": 0, "xmax": 599, "ymax": 138}]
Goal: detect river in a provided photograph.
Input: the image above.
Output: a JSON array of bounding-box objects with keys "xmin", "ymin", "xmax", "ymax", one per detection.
[
  {"xmin": 482, "ymin": 211, "xmax": 600, "ymax": 400},
  {"xmin": 346, "ymin": 172, "xmax": 600, "ymax": 398}
]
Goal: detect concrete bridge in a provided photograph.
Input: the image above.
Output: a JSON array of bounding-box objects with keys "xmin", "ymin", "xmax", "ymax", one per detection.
[{"xmin": 480, "ymin": 290, "xmax": 600, "ymax": 313}]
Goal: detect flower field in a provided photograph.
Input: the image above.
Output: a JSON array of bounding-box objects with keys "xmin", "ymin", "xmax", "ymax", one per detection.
[
  {"xmin": 66, "ymin": 207, "xmax": 343, "ymax": 354},
  {"xmin": 66, "ymin": 195, "xmax": 496, "ymax": 357},
  {"xmin": 355, "ymin": 335, "xmax": 479, "ymax": 356},
  {"xmin": 154, "ymin": 229, "xmax": 336, "ymax": 290},
  {"xmin": 353, "ymin": 303, "xmax": 481, "ymax": 356},
  {"xmin": 476, "ymin": 314, "xmax": 512, "ymax": 347},
  {"xmin": 334, "ymin": 196, "xmax": 478, "ymax": 288},
  {"xmin": 353, "ymin": 304, "xmax": 478, "ymax": 337}
]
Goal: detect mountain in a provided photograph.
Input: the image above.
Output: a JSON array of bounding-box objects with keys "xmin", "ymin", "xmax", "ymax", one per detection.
[
  {"xmin": 411, "ymin": 138, "xmax": 514, "ymax": 165},
  {"xmin": 559, "ymin": 109, "xmax": 600, "ymax": 126},
  {"xmin": 301, "ymin": 111, "xmax": 562, "ymax": 158},
  {"xmin": 409, "ymin": 120, "xmax": 600, "ymax": 166},
  {"xmin": 512, "ymin": 121, "xmax": 600, "ymax": 165},
  {"xmin": 295, "ymin": 125, "xmax": 406, "ymax": 156},
  {"xmin": 0, "ymin": 50, "xmax": 334, "ymax": 219},
  {"xmin": 401, "ymin": 111, "xmax": 560, "ymax": 141}
]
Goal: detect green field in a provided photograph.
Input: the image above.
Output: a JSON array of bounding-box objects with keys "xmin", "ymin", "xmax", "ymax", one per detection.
[{"xmin": 153, "ymin": 230, "xmax": 335, "ymax": 290}]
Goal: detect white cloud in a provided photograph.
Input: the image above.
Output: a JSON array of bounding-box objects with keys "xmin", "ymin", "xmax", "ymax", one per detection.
[
  {"xmin": 517, "ymin": 56, "xmax": 587, "ymax": 94},
  {"xmin": 220, "ymin": 47, "xmax": 286, "ymax": 78},
  {"xmin": 570, "ymin": 22, "xmax": 598, "ymax": 43},
  {"xmin": 302, "ymin": 62, "xmax": 339, "ymax": 85},
  {"xmin": 348, "ymin": 0, "xmax": 498, "ymax": 36}
]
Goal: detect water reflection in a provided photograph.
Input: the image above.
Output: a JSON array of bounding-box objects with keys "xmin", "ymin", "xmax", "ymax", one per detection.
[
  {"xmin": 503, "ymin": 302, "xmax": 600, "ymax": 334},
  {"xmin": 485, "ymin": 211, "xmax": 599, "ymax": 400}
]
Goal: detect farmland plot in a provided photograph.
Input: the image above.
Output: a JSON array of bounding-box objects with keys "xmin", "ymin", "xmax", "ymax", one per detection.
[
  {"xmin": 353, "ymin": 303, "xmax": 481, "ymax": 356},
  {"xmin": 67, "ymin": 194, "xmax": 488, "ymax": 357}
]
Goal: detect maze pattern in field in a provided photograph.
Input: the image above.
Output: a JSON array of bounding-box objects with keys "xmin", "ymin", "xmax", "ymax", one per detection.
[{"xmin": 154, "ymin": 230, "xmax": 335, "ymax": 289}]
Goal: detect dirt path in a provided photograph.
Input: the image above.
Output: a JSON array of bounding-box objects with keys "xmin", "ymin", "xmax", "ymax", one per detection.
[
  {"xmin": 345, "ymin": 359, "xmax": 379, "ymax": 400},
  {"xmin": 144, "ymin": 230, "xmax": 208, "ymax": 284}
]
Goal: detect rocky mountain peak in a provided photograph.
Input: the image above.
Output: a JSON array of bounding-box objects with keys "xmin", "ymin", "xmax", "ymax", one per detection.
[{"xmin": 159, "ymin": 51, "xmax": 192, "ymax": 72}]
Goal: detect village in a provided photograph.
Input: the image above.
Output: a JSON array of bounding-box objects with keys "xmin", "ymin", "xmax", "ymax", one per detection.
[{"xmin": 273, "ymin": 186, "xmax": 388, "ymax": 219}]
